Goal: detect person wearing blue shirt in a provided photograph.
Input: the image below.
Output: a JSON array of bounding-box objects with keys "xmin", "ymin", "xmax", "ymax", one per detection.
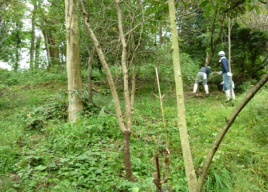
[
  {"xmin": 192, "ymin": 66, "xmax": 210, "ymax": 94},
  {"xmin": 218, "ymin": 51, "xmax": 235, "ymax": 101}
]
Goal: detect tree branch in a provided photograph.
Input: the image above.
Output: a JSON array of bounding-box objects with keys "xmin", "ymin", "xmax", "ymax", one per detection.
[
  {"xmin": 259, "ymin": 0, "xmax": 267, "ymax": 4},
  {"xmin": 196, "ymin": 73, "xmax": 268, "ymax": 192},
  {"xmin": 224, "ymin": 0, "xmax": 246, "ymax": 13}
]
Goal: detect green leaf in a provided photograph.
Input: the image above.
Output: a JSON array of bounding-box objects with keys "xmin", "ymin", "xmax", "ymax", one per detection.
[
  {"xmin": 199, "ymin": 0, "xmax": 209, "ymax": 8},
  {"xmin": 215, "ymin": 0, "xmax": 222, "ymax": 5},
  {"xmin": 131, "ymin": 187, "xmax": 139, "ymax": 192},
  {"xmin": 255, "ymin": 6, "xmax": 260, "ymax": 15},
  {"xmin": 35, "ymin": 165, "xmax": 47, "ymax": 171}
]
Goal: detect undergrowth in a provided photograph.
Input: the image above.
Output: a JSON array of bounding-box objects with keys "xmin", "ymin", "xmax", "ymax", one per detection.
[{"xmin": 0, "ymin": 68, "xmax": 268, "ymax": 192}]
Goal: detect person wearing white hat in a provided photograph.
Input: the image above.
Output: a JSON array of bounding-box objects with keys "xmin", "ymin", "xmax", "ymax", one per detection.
[
  {"xmin": 192, "ymin": 66, "xmax": 211, "ymax": 94},
  {"xmin": 218, "ymin": 51, "xmax": 235, "ymax": 101}
]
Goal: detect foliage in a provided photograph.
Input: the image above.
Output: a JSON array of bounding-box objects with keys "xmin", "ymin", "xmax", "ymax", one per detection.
[
  {"xmin": 1, "ymin": 69, "xmax": 268, "ymax": 191},
  {"xmin": 231, "ymin": 25, "xmax": 268, "ymax": 80}
]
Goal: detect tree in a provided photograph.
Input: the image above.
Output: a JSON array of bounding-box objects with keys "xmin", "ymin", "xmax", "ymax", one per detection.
[
  {"xmin": 168, "ymin": 0, "xmax": 268, "ymax": 191},
  {"xmin": 40, "ymin": 0, "xmax": 64, "ymax": 69},
  {"xmin": 0, "ymin": 0, "xmax": 27, "ymax": 70},
  {"xmin": 65, "ymin": 0, "xmax": 83, "ymax": 122},
  {"xmin": 78, "ymin": 0, "xmax": 146, "ymax": 180},
  {"xmin": 168, "ymin": 0, "xmax": 197, "ymax": 191},
  {"xmin": 30, "ymin": 0, "xmax": 37, "ymax": 69}
]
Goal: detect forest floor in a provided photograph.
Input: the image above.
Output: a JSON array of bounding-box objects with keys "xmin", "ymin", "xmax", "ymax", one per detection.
[{"xmin": 0, "ymin": 70, "xmax": 268, "ymax": 192}]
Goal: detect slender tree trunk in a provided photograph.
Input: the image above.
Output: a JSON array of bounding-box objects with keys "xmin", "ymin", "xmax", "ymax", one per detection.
[
  {"xmin": 30, "ymin": 2, "xmax": 37, "ymax": 69},
  {"xmin": 15, "ymin": 39, "xmax": 20, "ymax": 71},
  {"xmin": 35, "ymin": 35, "xmax": 41, "ymax": 69},
  {"xmin": 168, "ymin": 1, "xmax": 197, "ymax": 191},
  {"xmin": 130, "ymin": 68, "xmax": 136, "ymax": 109},
  {"xmin": 205, "ymin": 14, "xmax": 225, "ymax": 67},
  {"xmin": 241, "ymin": 57, "xmax": 246, "ymax": 81},
  {"xmin": 250, "ymin": 53, "xmax": 256, "ymax": 79},
  {"xmin": 14, "ymin": 23, "xmax": 21, "ymax": 72},
  {"xmin": 86, "ymin": 46, "xmax": 95, "ymax": 101},
  {"xmin": 61, "ymin": 44, "xmax": 66, "ymax": 73},
  {"xmin": 43, "ymin": 31, "xmax": 51, "ymax": 67},
  {"xmin": 115, "ymin": 0, "xmax": 133, "ymax": 179},
  {"xmin": 153, "ymin": 22, "xmax": 163, "ymax": 94},
  {"xmin": 78, "ymin": 0, "xmax": 133, "ymax": 180},
  {"xmin": 65, "ymin": 0, "xmax": 83, "ymax": 122},
  {"xmin": 196, "ymin": 73, "xmax": 268, "ymax": 192},
  {"xmin": 228, "ymin": 18, "xmax": 233, "ymax": 99}
]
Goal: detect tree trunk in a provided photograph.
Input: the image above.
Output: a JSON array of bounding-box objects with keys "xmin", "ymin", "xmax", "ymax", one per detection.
[
  {"xmin": 65, "ymin": 0, "xmax": 83, "ymax": 122},
  {"xmin": 43, "ymin": 30, "xmax": 51, "ymax": 67},
  {"xmin": 250, "ymin": 52, "xmax": 256, "ymax": 79},
  {"xmin": 153, "ymin": 22, "xmax": 163, "ymax": 94},
  {"xmin": 30, "ymin": 2, "xmax": 37, "ymax": 70},
  {"xmin": 130, "ymin": 68, "xmax": 136, "ymax": 109},
  {"xmin": 196, "ymin": 73, "xmax": 268, "ymax": 192},
  {"xmin": 115, "ymin": 0, "xmax": 133, "ymax": 179},
  {"xmin": 228, "ymin": 18, "xmax": 233, "ymax": 99},
  {"xmin": 241, "ymin": 57, "xmax": 246, "ymax": 81},
  {"xmin": 78, "ymin": 0, "xmax": 133, "ymax": 180},
  {"xmin": 168, "ymin": 1, "xmax": 197, "ymax": 191},
  {"xmin": 86, "ymin": 46, "xmax": 95, "ymax": 101},
  {"xmin": 205, "ymin": 13, "xmax": 225, "ymax": 67},
  {"xmin": 14, "ymin": 23, "xmax": 21, "ymax": 72},
  {"xmin": 35, "ymin": 35, "xmax": 41, "ymax": 69}
]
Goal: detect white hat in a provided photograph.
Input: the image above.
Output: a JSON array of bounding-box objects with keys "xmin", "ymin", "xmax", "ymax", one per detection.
[{"xmin": 218, "ymin": 51, "xmax": 225, "ymax": 57}]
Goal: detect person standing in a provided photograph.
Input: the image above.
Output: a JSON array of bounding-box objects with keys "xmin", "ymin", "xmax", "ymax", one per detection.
[
  {"xmin": 218, "ymin": 51, "xmax": 235, "ymax": 101},
  {"xmin": 192, "ymin": 66, "xmax": 210, "ymax": 94}
]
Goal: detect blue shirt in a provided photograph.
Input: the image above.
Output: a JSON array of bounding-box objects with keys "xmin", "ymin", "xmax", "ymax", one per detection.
[{"xmin": 220, "ymin": 57, "xmax": 229, "ymax": 73}]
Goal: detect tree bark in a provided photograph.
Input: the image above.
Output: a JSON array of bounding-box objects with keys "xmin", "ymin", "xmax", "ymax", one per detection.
[
  {"xmin": 65, "ymin": 0, "xmax": 83, "ymax": 122},
  {"xmin": 196, "ymin": 73, "xmax": 268, "ymax": 192},
  {"xmin": 168, "ymin": 0, "xmax": 197, "ymax": 191}
]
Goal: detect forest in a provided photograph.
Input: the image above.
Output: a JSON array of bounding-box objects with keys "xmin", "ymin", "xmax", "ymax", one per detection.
[{"xmin": 0, "ymin": 0, "xmax": 268, "ymax": 191}]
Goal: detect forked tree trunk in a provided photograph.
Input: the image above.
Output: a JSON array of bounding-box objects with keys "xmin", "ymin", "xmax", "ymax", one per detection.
[
  {"xmin": 205, "ymin": 9, "xmax": 225, "ymax": 67},
  {"xmin": 65, "ymin": 0, "xmax": 83, "ymax": 122},
  {"xmin": 78, "ymin": 0, "xmax": 133, "ymax": 179},
  {"xmin": 168, "ymin": 1, "xmax": 197, "ymax": 191}
]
